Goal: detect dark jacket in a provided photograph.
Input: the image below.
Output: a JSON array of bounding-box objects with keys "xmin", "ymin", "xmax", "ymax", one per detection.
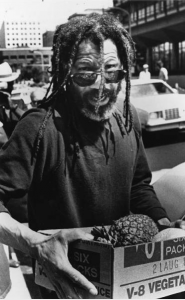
[{"xmin": 0, "ymin": 95, "xmax": 168, "ymax": 232}]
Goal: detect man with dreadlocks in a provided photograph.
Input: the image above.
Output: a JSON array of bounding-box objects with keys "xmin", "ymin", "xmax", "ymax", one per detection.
[{"xmin": 0, "ymin": 13, "xmax": 184, "ymax": 299}]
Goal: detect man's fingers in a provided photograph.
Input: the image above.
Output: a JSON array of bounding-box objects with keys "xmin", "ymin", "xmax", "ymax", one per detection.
[
  {"xmin": 175, "ymin": 220, "xmax": 185, "ymax": 230},
  {"xmin": 63, "ymin": 228, "xmax": 94, "ymax": 243},
  {"xmin": 45, "ymin": 268, "xmax": 80, "ymax": 299},
  {"xmin": 63, "ymin": 262, "xmax": 98, "ymax": 296},
  {"xmin": 45, "ymin": 261, "xmax": 97, "ymax": 298},
  {"xmin": 53, "ymin": 278, "xmax": 82, "ymax": 299}
]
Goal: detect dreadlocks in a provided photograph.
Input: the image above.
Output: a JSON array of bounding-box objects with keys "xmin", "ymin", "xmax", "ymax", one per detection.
[{"xmin": 36, "ymin": 12, "xmax": 135, "ymax": 159}]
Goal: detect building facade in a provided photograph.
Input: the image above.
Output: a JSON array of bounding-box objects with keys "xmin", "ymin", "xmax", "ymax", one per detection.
[
  {"xmin": 0, "ymin": 47, "xmax": 52, "ymax": 82},
  {"xmin": 43, "ymin": 31, "xmax": 54, "ymax": 47},
  {"xmin": 0, "ymin": 20, "xmax": 43, "ymax": 49},
  {"xmin": 113, "ymin": 0, "xmax": 185, "ymax": 85},
  {"xmin": 0, "ymin": 17, "xmax": 51, "ymax": 82}
]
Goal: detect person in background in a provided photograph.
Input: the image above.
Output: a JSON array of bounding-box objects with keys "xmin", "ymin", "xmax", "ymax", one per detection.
[
  {"xmin": 0, "ymin": 63, "xmax": 23, "ymax": 297},
  {"xmin": 0, "ymin": 62, "xmax": 26, "ymax": 140},
  {"xmin": 139, "ymin": 63, "xmax": 151, "ymax": 80},
  {"xmin": 0, "ymin": 62, "xmax": 28, "ymax": 224},
  {"xmin": 28, "ymin": 87, "xmax": 47, "ymax": 108},
  {"xmin": 157, "ymin": 60, "xmax": 168, "ymax": 82},
  {"xmin": 0, "ymin": 13, "xmax": 184, "ymax": 299}
]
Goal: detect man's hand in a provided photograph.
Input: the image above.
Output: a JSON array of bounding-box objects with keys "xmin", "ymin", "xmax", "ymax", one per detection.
[
  {"xmin": 0, "ymin": 212, "xmax": 97, "ymax": 298},
  {"xmin": 153, "ymin": 217, "xmax": 185, "ymax": 242},
  {"xmin": 171, "ymin": 219, "xmax": 185, "ymax": 230},
  {"xmin": 35, "ymin": 229, "xmax": 98, "ymax": 298},
  {"xmin": 157, "ymin": 217, "xmax": 185, "ymax": 230}
]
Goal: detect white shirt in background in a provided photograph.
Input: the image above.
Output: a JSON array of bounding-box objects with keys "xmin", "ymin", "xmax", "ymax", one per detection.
[
  {"xmin": 139, "ymin": 70, "xmax": 151, "ymax": 80},
  {"xmin": 159, "ymin": 67, "xmax": 168, "ymax": 81}
]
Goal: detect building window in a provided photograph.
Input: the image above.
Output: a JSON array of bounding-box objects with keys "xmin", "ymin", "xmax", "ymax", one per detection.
[
  {"xmin": 146, "ymin": 5, "xmax": 154, "ymax": 16},
  {"xmin": 19, "ymin": 55, "xmax": 25, "ymax": 59},
  {"xmin": 156, "ymin": 1, "xmax": 165, "ymax": 13},
  {"xmin": 179, "ymin": 41, "xmax": 185, "ymax": 71},
  {"xmin": 131, "ymin": 11, "xmax": 137, "ymax": 22},
  {"xmin": 138, "ymin": 8, "xmax": 145, "ymax": 19},
  {"xmin": 166, "ymin": 0, "xmax": 175, "ymax": 9},
  {"xmin": 152, "ymin": 42, "xmax": 173, "ymax": 71}
]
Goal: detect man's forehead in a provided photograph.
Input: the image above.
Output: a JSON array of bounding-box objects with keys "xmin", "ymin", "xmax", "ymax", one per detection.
[{"xmin": 75, "ymin": 38, "xmax": 118, "ymax": 59}]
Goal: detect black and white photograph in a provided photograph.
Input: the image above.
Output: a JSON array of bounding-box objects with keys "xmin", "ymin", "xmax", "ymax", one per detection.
[{"xmin": 0, "ymin": 0, "xmax": 185, "ymax": 299}]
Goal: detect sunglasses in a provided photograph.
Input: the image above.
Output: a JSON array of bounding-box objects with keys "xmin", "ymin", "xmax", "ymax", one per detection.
[{"xmin": 70, "ymin": 69, "xmax": 126, "ymax": 87}]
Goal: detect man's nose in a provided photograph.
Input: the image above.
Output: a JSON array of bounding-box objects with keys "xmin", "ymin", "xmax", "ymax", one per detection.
[
  {"xmin": 90, "ymin": 74, "xmax": 101, "ymax": 89},
  {"xmin": 90, "ymin": 75, "xmax": 111, "ymax": 90}
]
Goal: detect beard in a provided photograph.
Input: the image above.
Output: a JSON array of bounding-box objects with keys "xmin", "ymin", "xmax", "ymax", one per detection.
[
  {"xmin": 81, "ymin": 92, "xmax": 117, "ymax": 121},
  {"xmin": 70, "ymin": 83, "xmax": 121, "ymax": 122}
]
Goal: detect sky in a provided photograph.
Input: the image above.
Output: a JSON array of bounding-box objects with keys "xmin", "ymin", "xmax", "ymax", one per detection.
[{"xmin": 0, "ymin": 0, "xmax": 113, "ymax": 32}]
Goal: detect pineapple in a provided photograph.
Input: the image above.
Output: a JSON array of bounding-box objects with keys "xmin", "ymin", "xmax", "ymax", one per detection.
[{"xmin": 91, "ymin": 214, "xmax": 159, "ymax": 247}]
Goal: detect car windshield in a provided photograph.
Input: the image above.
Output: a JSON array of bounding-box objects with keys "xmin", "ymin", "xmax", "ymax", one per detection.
[{"xmin": 131, "ymin": 82, "xmax": 173, "ymax": 98}]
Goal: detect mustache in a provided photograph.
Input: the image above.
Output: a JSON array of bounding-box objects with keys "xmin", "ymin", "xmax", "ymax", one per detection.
[{"xmin": 85, "ymin": 88, "xmax": 113, "ymax": 100}]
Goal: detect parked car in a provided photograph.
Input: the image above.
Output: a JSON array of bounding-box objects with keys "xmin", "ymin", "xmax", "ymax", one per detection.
[
  {"xmin": 129, "ymin": 79, "xmax": 185, "ymax": 132},
  {"xmin": 11, "ymin": 87, "xmax": 32, "ymax": 106}
]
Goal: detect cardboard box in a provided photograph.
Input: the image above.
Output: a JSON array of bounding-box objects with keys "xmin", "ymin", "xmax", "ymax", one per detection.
[{"xmin": 35, "ymin": 229, "xmax": 185, "ymax": 299}]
